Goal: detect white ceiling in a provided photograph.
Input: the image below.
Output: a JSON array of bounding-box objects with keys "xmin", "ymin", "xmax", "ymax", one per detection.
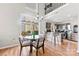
[
  {"xmin": 45, "ymin": 3, "xmax": 79, "ymax": 23},
  {"xmin": 23, "ymin": 3, "xmax": 79, "ymax": 23}
]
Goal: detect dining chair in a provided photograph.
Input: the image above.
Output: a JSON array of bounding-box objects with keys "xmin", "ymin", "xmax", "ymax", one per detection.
[
  {"xmin": 19, "ymin": 37, "xmax": 31, "ymax": 56},
  {"xmin": 32, "ymin": 34, "xmax": 46, "ymax": 56}
]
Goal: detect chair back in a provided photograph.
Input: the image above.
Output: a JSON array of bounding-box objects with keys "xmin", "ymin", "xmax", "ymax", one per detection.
[
  {"xmin": 19, "ymin": 37, "xmax": 23, "ymax": 46},
  {"xmin": 19, "ymin": 36, "xmax": 30, "ymax": 46},
  {"xmin": 39, "ymin": 34, "xmax": 45, "ymax": 42},
  {"xmin": 36, "ymin": 34, "xmax": 46, "ymax": 47}
]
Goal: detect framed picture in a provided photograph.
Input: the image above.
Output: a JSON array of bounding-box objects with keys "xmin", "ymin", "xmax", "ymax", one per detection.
[{"xmin": 46, "ymin": 22, "xmax": 51, "ymax": 32}]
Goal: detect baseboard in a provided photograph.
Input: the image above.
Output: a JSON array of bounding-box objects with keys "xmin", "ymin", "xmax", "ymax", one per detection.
[{"xmin": 0, "ymin": 43, "xmax": 19, "ymax": 49}]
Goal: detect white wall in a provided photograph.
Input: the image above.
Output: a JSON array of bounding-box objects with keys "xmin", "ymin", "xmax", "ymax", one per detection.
[{"xmin": 0, "ymin": 3, "xmax": 26, "ymax": 48}]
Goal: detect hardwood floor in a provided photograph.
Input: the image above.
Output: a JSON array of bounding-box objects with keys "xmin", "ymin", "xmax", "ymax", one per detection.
[{"xmin": 0, "ymin": 39, "xmax": 78, "ymax": 56}]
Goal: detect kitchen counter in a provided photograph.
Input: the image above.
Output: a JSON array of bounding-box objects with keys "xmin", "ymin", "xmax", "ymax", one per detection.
[{"xmin": 46, "ymin": 32, "xmax": 62, "ymax": 44}]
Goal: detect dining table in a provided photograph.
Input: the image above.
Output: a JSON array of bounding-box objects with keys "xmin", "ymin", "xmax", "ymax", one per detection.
[{"xmin": 20, "ymin": 35, "xmax": 39, "ymax": 55}]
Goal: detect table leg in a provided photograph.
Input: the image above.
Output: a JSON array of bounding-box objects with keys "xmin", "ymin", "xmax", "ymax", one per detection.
[{"xmin": 29, "ymin": 41, "xmax": 32, "ymax": 56}]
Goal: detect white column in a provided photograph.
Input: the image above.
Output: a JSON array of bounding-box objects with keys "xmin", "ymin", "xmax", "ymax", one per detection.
[
  {"xmin": 36, "ymin": 3, "xmax": 39, "ymax": 15},
  {"xmin": 36, "ymin": 3, "xmax": 41, "ymax": 35},
  {"xmin": 38, "ymin": 19, "xmax": 41, "ymax": 35}
]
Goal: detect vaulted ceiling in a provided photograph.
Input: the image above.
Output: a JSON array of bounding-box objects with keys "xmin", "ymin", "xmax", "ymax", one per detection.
[{"xmin": 23, "ymin": 3, "xmax": 79, "ymax": 23}]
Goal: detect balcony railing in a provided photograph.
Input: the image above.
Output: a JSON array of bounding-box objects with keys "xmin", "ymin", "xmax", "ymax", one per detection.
[{"xmin": 44, "ymin": 3, "xmax": 66, "ymax": 14}]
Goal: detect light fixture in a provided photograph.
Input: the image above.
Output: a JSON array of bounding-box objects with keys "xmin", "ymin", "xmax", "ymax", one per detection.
[{"xmin": 35, "ymin": 3, "xmax": 44, "ymax": 21}]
